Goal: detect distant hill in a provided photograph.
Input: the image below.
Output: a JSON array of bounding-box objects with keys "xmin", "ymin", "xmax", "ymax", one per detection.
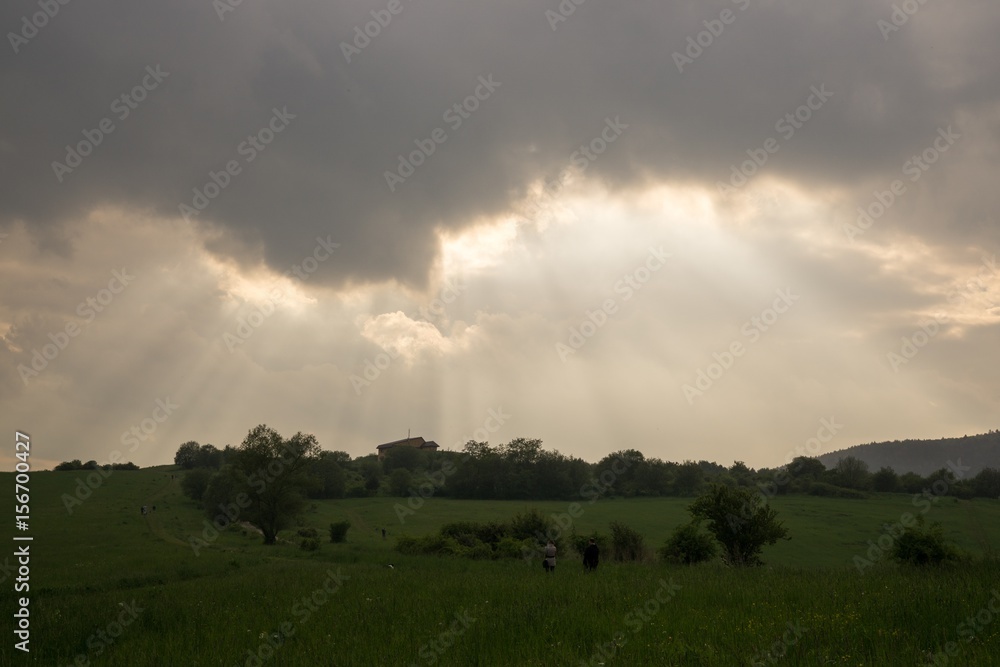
[{"xmin": 817, "ymin": 430, "xmax": 1000, "ymax": 477}]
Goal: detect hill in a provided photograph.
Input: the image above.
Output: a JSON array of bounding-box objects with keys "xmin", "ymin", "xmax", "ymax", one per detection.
[{"xmin": 817, "ymin": 429, "xmax": 1000, "ymax": 476}]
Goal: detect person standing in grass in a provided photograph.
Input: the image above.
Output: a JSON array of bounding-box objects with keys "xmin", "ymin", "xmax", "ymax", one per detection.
[
  {"xmin": 543, "ymin": 540, "xmax": 557, "ymax": 573},
  {"xmin": 583, "ymin": 538, "xmax": 599, "ymax": 572}
]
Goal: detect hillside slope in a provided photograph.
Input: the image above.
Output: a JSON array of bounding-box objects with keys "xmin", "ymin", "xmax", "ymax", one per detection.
[{"xmin": 817, "ymin": 430, "xmax": 1000, "ymax": 476}]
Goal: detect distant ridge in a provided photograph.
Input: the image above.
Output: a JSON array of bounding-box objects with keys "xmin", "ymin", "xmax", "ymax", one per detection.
[{"xmin": 817, "ymin": 430, "xmax": 1000, "ymax": 477}]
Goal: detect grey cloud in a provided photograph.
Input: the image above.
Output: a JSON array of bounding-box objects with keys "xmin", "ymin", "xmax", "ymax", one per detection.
[{"xmin": 3, "ymin": 0, "xmax": 997, "ymax": 289}]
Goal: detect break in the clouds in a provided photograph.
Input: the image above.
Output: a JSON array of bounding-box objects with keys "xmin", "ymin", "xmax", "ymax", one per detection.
[{"xmin": 1, "ymin": 0, "xmax": 998, "ymax": 470}]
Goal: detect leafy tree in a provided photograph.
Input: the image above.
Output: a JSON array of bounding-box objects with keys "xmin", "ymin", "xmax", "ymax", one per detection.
[
  {"xmin": 872, "ymin": 466, "xmax": 899, "ymax": 492},
  {"xmin": 609, "ymin": 520, "xmax": 646, "ymax": 562},
  {"xmin": 972, "ymin": 468, "xmax": 1000, "ymax": 498},
  {"xmin": 499, "ymin": 438, "xmax": 543, "ymax": 465},
  {"xmin": 898, "ymin": 472, "xmax": 926, "ymax": 494},
  {"xmin": 389, "ymin": 468, "xmax": 413, "ymax": 497},
  {"xmin": 54, "ymin": 459, "xmax": 84, "ymax": 471},
  {"xmin": 382, "ymin": 445, "xmax": 425, "ymax": 473},
  {"xmin": 201, "ymin": 465, "xmax": 245, "ymax": 523},
  {"xmin": 660, "ymin": 520, "xmax": 717, "ymax": 565},
  {"xmin": 787, "ymin": 456, "xmax": 825, "ymax": 481},
  {"xmin": 181, "ymin": 468, "xmax": 213, "ymax": 502},
  {"xmin": 891, "ymin": 516, "xmax": 958, "ymax": 566},
  {"xmin": 221, "ymin": 425, "xmax": 322, "ymax": 544},
  {"xmin": 359, "ymin": 459, "xmax": 382, "ymax": 494},
  {"xmin": 195, "ymin": 444, "xmax": 224, "ymax": 469},
  {"xmin": 689, "ymin": 484, "xmax": 789, "ymax": 567},
  {"xmin": 306, "ymin": 452, "xmax": 346, "ymax": 499},
  {"xmin": 674, "ymin": 460, "xmax": 705, "ymax": 496},
  {"xmin": 728, "ymin": 461, "xmax": 755, "ymax": 487},
  {"xmin": 174, "ymin": 441, "xmax": 201, "ymax": 469},
  {"xmin": 835, "ymin": 456, "xmax": 871, "ymax": 490}
]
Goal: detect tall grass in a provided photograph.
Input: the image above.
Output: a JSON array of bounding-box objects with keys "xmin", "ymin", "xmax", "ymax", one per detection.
[{"xmin": 3, "ymin": 470, "xmax": 1000, "ymax": 666}]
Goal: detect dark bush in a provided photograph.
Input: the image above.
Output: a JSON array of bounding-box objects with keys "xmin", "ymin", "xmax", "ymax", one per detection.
[
  {"xmin": 609, "ymin": 520, "xmax": 646, "ymax": 562},
  {"xmin": 297, "ymin": 527, "xmax": 318, "ymax": 538},
  {"xmin": 300, "ymin": 537, "xmax": 320, "ymax": 551},
  {"xmin": 329, "ymin": 521, "xmax": 351, "ymax": 543},
  {"xmin": 807, "ymin": 482, "xmax": 867, "ymax": 499},
  {"xmin": 891, "ymin": 517, "xmax": 959, "ymax": 566},
  {"xmin": 660, "ymin": 521, "xmax": 717, "ymax": 565},
  {"xmin": 181, "ymin": 469, "xmax": 213, "ymax": 502}
]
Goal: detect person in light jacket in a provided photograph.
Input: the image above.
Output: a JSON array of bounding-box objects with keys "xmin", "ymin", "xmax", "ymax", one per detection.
[{"xmin": 543, "ymin": 540, "xmax": 557, "ymax": 573}]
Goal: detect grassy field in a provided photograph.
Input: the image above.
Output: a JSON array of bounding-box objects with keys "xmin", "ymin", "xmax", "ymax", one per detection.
[{"xmin": 3, "ymin": 468, "xmax": 1000, "ymax": 666}]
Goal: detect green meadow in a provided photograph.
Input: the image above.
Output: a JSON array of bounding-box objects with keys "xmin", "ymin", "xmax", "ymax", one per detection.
[{"xmin": 4, "ymin": 468, "xmax": 1000, "ymax": 666}]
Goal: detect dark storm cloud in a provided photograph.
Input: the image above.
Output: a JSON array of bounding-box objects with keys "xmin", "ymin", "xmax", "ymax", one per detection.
[{"xmin": 2, "ymin": 0, "xmax": 997, "ymax": 288}]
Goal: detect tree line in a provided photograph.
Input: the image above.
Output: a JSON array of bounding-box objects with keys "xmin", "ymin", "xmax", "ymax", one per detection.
[{"xmin": 161, "ymin": 426, "xmax": 1000, "ymax": 549}]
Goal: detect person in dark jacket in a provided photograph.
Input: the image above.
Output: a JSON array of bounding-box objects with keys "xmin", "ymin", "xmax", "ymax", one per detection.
[{"xmin": 583, "ymin": 538, "xmax": 599, "ymax": 572}]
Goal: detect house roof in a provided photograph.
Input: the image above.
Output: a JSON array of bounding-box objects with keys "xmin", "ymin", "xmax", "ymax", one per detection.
[{"xmin": 377, "ymin": 436, "xmax": 425, "ymax": 450}]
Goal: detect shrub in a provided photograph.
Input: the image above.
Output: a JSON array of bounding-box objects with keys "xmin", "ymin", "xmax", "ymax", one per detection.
[
  {"xmin": 297, "ymin": 527, "xmax": 318, "ymax": 538},
  {"xmin": 660, "ymin": 521, "xmax": 717, "ymax": 565},
  {"xmin": 609, "ymin": 521, "xmax": 646, "ymax": 562},
  {"xmin": 300, "ymin": 537, "xmax": 320, "ymax": 551},
  {"xmin": 467, "ymin": 541, "xmax": 494, "ymax": 560},
  {"xmin": 389, "ymin": 468, "xmax": 413, "ymax": 497},
  {"xmin": 181, "ymin": 469, "xmax": 213, "ymax": 502},
  {"xmin": 891, "ymin": 516, "xmax": 959, "ymax": 566},
  {"xmin": 494, "ymin": 536, "xmax": 529, "ymax": 560},
  {"xmin": 396, "ymin": 534, "xmax": 465, "ymax": 557},
  {"xmin": 689, "ymin": 484, "xmax": 789, "ymax": 567},
  {"xmin": 807, "ymin": 482, "xmax": 867, "ymax": 499},
  {"xmin": 570, "ymin": 531, "xmax": 609, "ymax": 557},
  {"xmin": 329, "ymin": 521, "xmax": 351, "ymax": 543},
  {"xmin": 508, "ymin": 508, "xmax": 565, "ymax": 556}
]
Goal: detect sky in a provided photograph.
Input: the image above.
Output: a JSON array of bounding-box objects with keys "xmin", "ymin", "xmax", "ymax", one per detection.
[{"xmin": 2, "ymin": 0, "xmax": 998, "ymax": 471}]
